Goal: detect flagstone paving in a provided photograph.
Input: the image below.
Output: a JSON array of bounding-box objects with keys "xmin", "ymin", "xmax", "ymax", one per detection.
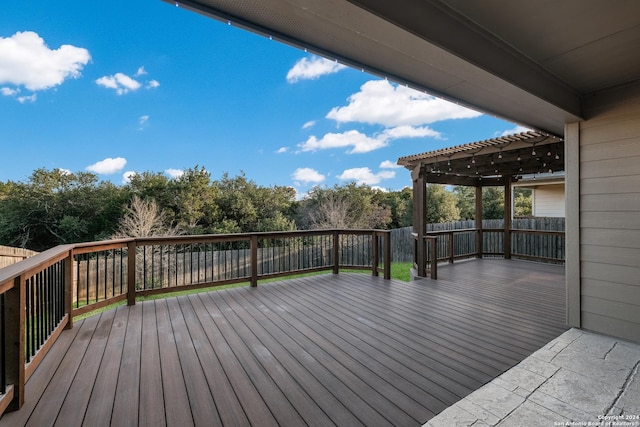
[{"xmin": 425, "ymin": 329, "xmax": 640, "ymax": 427}]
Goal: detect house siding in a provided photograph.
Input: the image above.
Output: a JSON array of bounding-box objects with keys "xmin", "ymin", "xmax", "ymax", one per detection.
[
  {"xmin": 579, "ymin": 83, "xmax": 640, "ymax": 343},
  {"xmin": 533, "ymin": 184, "xmax": 565, "ymax": 217}
]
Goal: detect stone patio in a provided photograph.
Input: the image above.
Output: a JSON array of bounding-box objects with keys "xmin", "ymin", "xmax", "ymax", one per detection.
[{"xmin": 424, "ymin": 329, "xmax": 640, "ymax": 426}]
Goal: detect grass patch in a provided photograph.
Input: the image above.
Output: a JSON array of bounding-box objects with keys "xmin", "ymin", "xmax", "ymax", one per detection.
[
  {"xmin": 390, "ymin": 262, "xmax": 413, "ymax": 282},
  {"xmin": 73, "ymin": 263, "xmax": 414, "ymax": 321}
]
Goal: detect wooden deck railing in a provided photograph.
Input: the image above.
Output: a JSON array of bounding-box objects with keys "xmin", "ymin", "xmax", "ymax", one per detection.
[
  {"xmin": 0, "ymin": 229, "xmax": 390, "ymax": 415},
  {"xmin": 414, "ymin": 228, "xmax": 565, "ymax": 279}
]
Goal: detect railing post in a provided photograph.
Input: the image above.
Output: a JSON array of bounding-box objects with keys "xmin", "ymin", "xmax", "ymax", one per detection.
[
  {"xmin": 372, "ymin": 231, "xmax": 379, "ymax": 277},
  {"xmin": 250, "ymin": 235, "xmax": 258, "ymax": 287},
  {"xmin": 504, "ymin": 178, "xmax": 513, "ymax": 260},
  {"xmin": 332, "ymin": 230, "xmax": 340, "ymax": 274},
  {"xmin": 426, "ymin": 236, "xmax": 438, "ymax": 280},
  {"xmin": 384, "ymin": 231, "xmax": 391, "ymax": 280},
  {"xmin": 475, "ymin": 186, "xmax": 483, "ymax": 258},
  {"xmin": 448, "ymin": 231, "xmax": 454, "ymax": 263},
  {"xmin": 5, "ymin": 276, "xmax": 25, "ymax": 411},
  {"xmin": 65, "ymin": 250, "xmax": 73, "ymax": 330},
  {"xmin": 127, "ymin": 241, "xmax": 136, "ymax": 306},
  {"xmin": 414, "ymin": 233, "xmax": 427, "ymax": 277}
]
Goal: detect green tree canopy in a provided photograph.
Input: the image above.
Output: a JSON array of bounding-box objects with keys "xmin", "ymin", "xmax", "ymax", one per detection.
[
  {"xmin": 425, "ymin": 184, "xmax": 460, "ymax": 223},
  {"xmin": 452, "ymin": 185, "xmax": 505, "ymax": 220},
  {"xmin": 0, "ymin": 169, "xmax": 127, "ymax": 250},
  {"xmin": 297, "ymin": 183, "xmax": 392, "ymax": 230}
]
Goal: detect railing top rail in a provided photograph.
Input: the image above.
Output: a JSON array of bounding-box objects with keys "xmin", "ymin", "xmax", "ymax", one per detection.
[
  {"xmin": 426, "ymin": 228, "xmax": 478, "ymax": 235},
  {"xmin": 1, "ymin": 228, "xmax": 393, "ymax": 286}
]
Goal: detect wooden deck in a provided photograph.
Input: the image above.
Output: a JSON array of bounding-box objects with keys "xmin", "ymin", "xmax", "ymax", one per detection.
[{"xmin": 0, "ymin": 259, "xmax": 567, "ymax": 427}]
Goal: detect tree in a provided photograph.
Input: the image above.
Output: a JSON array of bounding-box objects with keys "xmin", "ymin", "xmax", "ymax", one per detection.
[
  {"xmin": 452, "ymin": 185, "xmax": 505, "ymax": 220},
  {"xmin": 514, "ymin": 187, "xmax": 533, "ymax": 217},
  {"xmin": 425, "ymin": 184, "xmax": 460, "ymax": 223},
  {"xmin": 483, "ymin": 187, "xmax": 505, "ymax": 219},
  {"xmin": 453, "ymin": 186, "xmax": 475, "ymax": 220},
  {"xmin": 169, "ymin": 166, "xmax": 221, "ymax": 233},
  {"xmin": 213, "ymin": 172, "xmax": 297, "ymax": 233},
  {"xmin": 0, "ymin": 169, "xmax": 127, "ymax": 250},
  {"xmin": 380, "ymin": 187, "xmax": 413, "ymax": 228},
  {"xmin": 112, "ymin": 195, "xmax": 180, "ymax": 238},
  {"xmin": 297, "ymin": 184, "xmax": 392, "ymax": 230}
]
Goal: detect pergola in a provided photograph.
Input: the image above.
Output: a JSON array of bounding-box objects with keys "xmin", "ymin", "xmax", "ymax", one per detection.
[{"xmin": 397, "ymin": 131, "xmax": 564, "ymax": 278}]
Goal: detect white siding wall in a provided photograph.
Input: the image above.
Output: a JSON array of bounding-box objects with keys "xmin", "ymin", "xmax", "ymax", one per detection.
[
  {"xmin": 533, "ymin": 184, "xmax": 565, "ymax": 217},
  {"xmin": 579, "ymin": 84, "xmax": 640, "ymax": 343}
]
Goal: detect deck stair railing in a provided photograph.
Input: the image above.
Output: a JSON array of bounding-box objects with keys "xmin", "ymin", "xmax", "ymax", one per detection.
[{"xmin": 0, "ymin": 229, "xmax": 391, "ymax": 416}]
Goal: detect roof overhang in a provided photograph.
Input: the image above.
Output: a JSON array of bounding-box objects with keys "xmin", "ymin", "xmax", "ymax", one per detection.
[{"xmin": 168, "ymin": 0, "xmax": 640, "ymax": 136}]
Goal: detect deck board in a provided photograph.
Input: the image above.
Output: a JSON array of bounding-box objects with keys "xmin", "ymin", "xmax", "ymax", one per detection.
[
  {"xmin": 139, "ymin": 301, "xmax": 165, "ymax": 427},
  {"xmin": 154, "ymin": 299, "xmax": 195, "ymax": 427},
  {"xmin": 54, "ymin": 309, "xmax": 116, "ymax": 427},
  {"xmin": 82, "ymin": 305, "xmax": 128, "ymax": 427},
  {"xmin": 0, "ymin": 259, "xmax": 568, "ymax": 427}
]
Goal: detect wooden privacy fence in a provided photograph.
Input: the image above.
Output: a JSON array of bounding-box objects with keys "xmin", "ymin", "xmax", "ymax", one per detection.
[
  {"xmin": 0, "ymin": 229, "xmax": 390, "ymax": 416},
  {"xmin": 0, "ymin": 246, "xmax": 38, "ymax": 270}
]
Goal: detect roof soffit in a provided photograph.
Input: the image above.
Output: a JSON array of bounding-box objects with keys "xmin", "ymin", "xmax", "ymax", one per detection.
[{"xmin": 168, "ymin": 0, "xmax": 584, "ymax": 135}]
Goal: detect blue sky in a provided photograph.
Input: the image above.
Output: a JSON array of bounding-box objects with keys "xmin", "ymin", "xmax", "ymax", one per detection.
[{"xmin": 1, "ymin": 0, "xmax": 526, "ymax": 196}]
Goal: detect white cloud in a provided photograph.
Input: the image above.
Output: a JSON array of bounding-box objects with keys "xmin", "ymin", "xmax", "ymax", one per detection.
[
  {"xmin": 138, "ymin": 115, "xmax": 149, "ymax": 130},
  {"xmin": 96, "ymin": 73, "xmax": 142, "ymax": 95},
  {"xmin": 337, "ymin": 167, "xmax": 395, "ymax": 185},
  {"xmin": 86, "ymin": 157, "xmax": 127, "ymax": 174},
  {"xmin": 299, "ymin": 130, "xmax": 387, "ymax": 154},
  {"xmin": 165, "ymin": 168, "xmax": 184, "ymax": 179},
  {"xmin": 302, "ymin": 120, "xmax": 316, "ymax": 129},
  {"xmin": 286, "ymin": 56, "xmax": 347, "ymax": 83},
  {"xmin": 380, "ymin": 160, "xmax": 402, "ymax": 169},
  {"xmin": 0, "ymin": 31, "xmax": 90, "ymax": 92},
  {"xmin": 298, "ymin": 125, "xmax": 440, "ymax": 154},
  {"xmin": 59, "ymin": 168, "xmax": 73, "ymax": 175},
  {"xmin": 499, "ymin": 124, "xmax": 531, "ymax": 137},
  {"xmin": 371, "ymin": 186, "xmax": 388, "ymax": 192},
  {"xmin": 327, "ymin": 79, "xmax": 481, "ymax": 127},
  {"xmin": 276, "ymin": 147, "xmax": 288, "ymax": 153},
  {"xmin": 17, "ymin": 94, "xmax": 37, "ymax": 103},
  {"xmin": 382, "ymin": 125, "xmax": 441, "ymax": 139},
  {"xmin": 122, "ymin": 171, "xmax": 137, "ymax": 184},
  {"xmin": 292, "ymin": 167, "xmax": 325, "ymax": 184},
  {"xmin": 1, "ymin": 87, "xmax": 19, "ymax": 96},
  {"xmin": 96, "ymin": 68, "xmax": 159, "ymax": 95}
]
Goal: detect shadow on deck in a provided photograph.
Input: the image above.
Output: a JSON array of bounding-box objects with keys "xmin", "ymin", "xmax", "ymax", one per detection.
[{"xmin": 0, "ymin": 259, "xmax": 567, "ymax": 427}]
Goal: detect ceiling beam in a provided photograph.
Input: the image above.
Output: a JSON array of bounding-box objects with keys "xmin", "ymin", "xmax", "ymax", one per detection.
[{"xmin": 346, "ymin": 0, "xmax": 583, "ymax": 119}]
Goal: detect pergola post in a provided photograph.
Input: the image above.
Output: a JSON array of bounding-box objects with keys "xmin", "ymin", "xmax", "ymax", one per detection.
[
  {"xmin": 475, "ymin": 186, "xmax": 483, "ymax": 258},
  {"xmin": 504, "ymin": 177, "xmax": 513, "ymax": 259},
  {"xmin": 412, "ymin": 168, "xmax": 427, "ymax": 277}
]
